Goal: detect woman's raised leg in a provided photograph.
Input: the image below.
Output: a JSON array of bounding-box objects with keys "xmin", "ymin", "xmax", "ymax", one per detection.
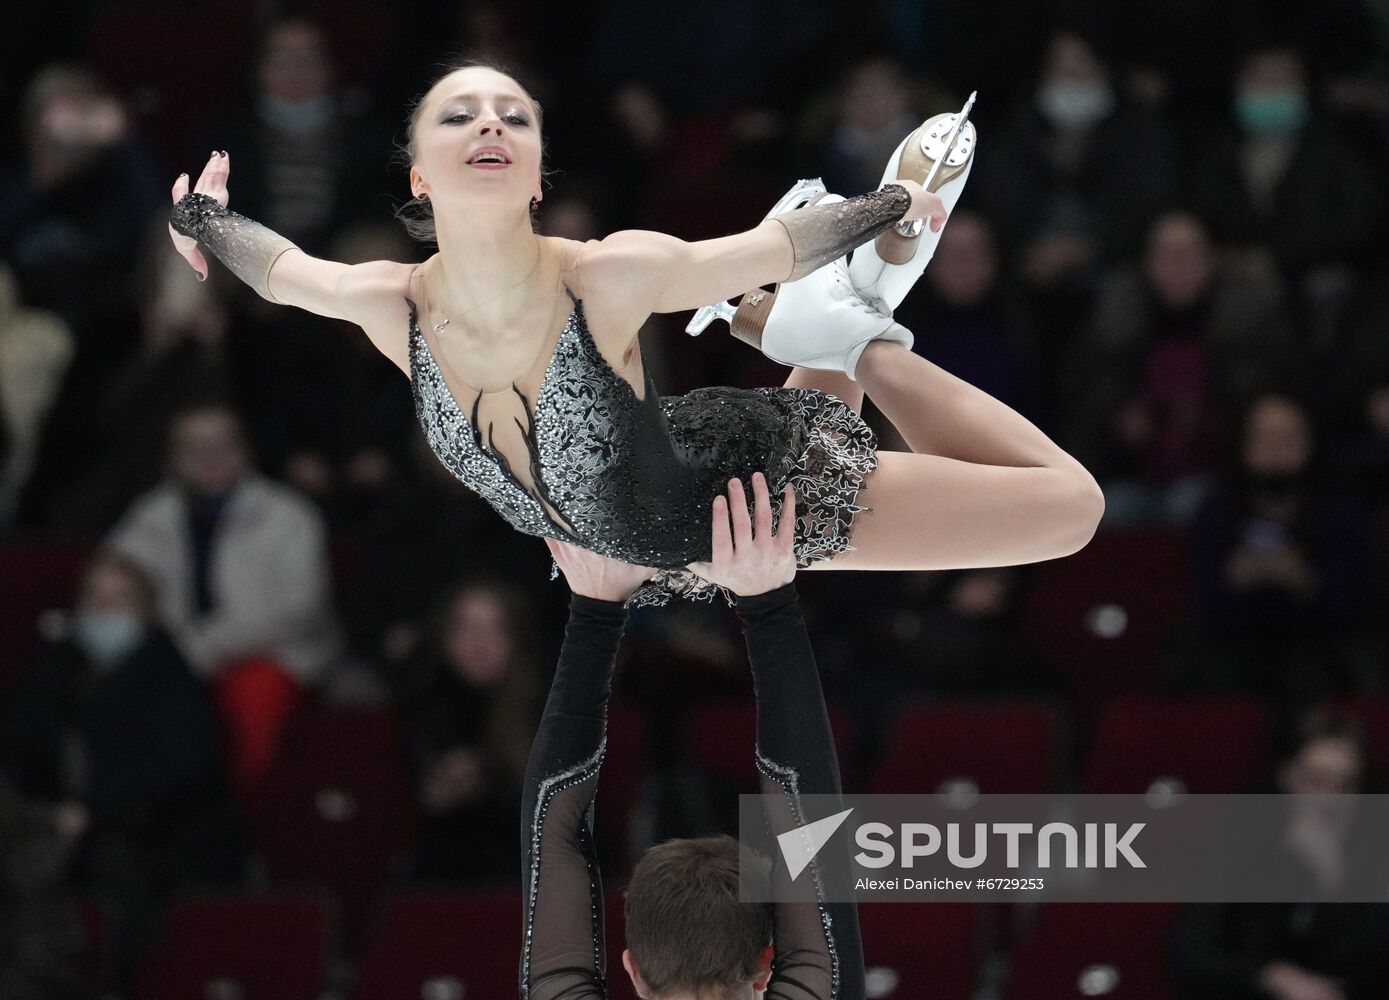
[{"xmin": 805, "ymin": 340, "xmax": 1104, "ymax": 570}]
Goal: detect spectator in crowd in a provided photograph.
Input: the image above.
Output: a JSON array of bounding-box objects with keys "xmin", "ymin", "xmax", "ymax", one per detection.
[
  {"xmin": 0, "ymin": 551, "xmax": 241, "ymax": 985},
  {"xmin": 41, "ymin": 223, "xmax": 239, "ymax": 536},
  {"xmin": 896, "ymin": 209, "xmax": 1042, "ymax": 423},
  {"xmin": 0, "ymin": 263, "xmax": 72, "ymax": 531},
  {"xmin": 1062, "ymin": 210, "xmax": 1299, "ymax": 525},
  {"xmin": 201, "ymin": 17, "xmax": 399, "ymax": 479},
  {"xmin": 1171, "ymin": 708, "xmax": 1389, "ymax": 1000},
  {"xmin": 977, "ymin": 30, "xmax": 1178, "ymax": 293},
  {"xmin": 816, "ymin": 55, "xmax": 925, "ymax": 197},
  {"xmin": 1190, "ymin": 46, "xmax": 1381, "ymax": 301},
  {"xmin": 203, "ymin": 17, "xmax": 390, "ymax": 256},
  {"xmin": 1186, "ymin": 392, "xmax": 1372, "ymax": 702},
  {"xmin": 105, "ymin": 403, "xmax": 343, "ymax": 801},
  {"xmin": 0, "ymin": 66, "xmax": 160, "ymax": 526},
  {"xmin": 401, "ymin": 580, "xmax": 540, "ymax": 884},
  {"xmin": 0, "ymin": 777, "xmax": 95, "ymax": 1000},
  {"xmin": 346, "ymin": 433, "xmax": 558, "ymax": 669},
  {"xmin": 0, "ymin": 64, "xmax": 159, "ymax": 327}
]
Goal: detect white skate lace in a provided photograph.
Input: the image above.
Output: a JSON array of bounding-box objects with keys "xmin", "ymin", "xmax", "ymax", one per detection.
[{"xmin": 827, "ymin": 260, "xmax": 892, "ymax": 319}]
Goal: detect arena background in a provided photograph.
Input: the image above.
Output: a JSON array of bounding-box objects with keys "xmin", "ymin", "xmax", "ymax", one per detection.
[{"xmin": 2, "ymin": 0, "xmax": 1388, "ymax": 997}]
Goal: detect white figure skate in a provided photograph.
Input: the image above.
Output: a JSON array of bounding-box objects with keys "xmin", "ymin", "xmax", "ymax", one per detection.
[
  {"xmin": 847, "ymin": 92, "xmax": 978, "ymax": 313},
  {"xmin": 685, "ymin": 184, "xmax": 912, "ymax": 379}
]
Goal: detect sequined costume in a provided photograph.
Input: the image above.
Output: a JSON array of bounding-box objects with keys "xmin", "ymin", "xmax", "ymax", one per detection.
[
  {"xmin": 521, "ymin": 584, "xmax": 863, "ymax": 999},
  {"xmin": 170, "ymin": 187, "xmax": 912, "ymax": 606},
  {"xmin": 408, "ymin": 286, "xmax": 877, "ymax": 606}
]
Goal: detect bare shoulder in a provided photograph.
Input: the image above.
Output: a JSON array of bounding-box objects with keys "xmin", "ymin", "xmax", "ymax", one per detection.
[
  {"xmin": 561, "ymin": 232, "xmax": 677, "ymax": 348},
  {"xmin": 565, "ymin": 230, "xmax": 681, "ymax": 300}
]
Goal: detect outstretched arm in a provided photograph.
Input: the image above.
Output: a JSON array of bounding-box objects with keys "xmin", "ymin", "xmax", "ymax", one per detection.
[
  {"xmin": 693, "ymin": 475, "xmax": 865, "ymax": 1000},
  {"xmin": 573, "ymin": 181, "xmax": 945, "ymax": 316},
  {"xmin": 519, "ymin": 541, "xmax": 654, "ymax": 1000},
  {"xmin": 168, "ymin": 152, "xmax": 404, "ymax": 325}
]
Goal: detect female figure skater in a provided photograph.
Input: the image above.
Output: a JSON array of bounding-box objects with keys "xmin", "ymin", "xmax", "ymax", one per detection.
[{"xmin": 169, "ymin": 63, "xmax": 1103, "ymax": 604}]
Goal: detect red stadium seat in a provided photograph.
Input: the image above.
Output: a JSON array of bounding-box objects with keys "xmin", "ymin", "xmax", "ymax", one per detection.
[
  {"xmin": 679, "ymin": 700, "xmax": 856, "ymax": 792},
  {"xmin": 1007, "ymin": 902, "xmax": 1179, "ymax": 1000},
  {"xmin": 1080, "ymin": 697, "xmax": 1271, "ymax": 794},
  {"xmin": 869, "ymin": 701, "xmax": 1065, "ymax": 795},
  {"xmin": 134, "ymin": 891, "xmax": 334, "ymax": 1000},
  {"xmin": 250, "ymin": 703, "xmax": 415, "ymax": 946},
  {"xmin": 1018, "ymin": 529, "xmax": 1189, "ymax": 707},
  {"xmin": 353, "ymin": 889, "xmax": 522, "ymax": 1000}
]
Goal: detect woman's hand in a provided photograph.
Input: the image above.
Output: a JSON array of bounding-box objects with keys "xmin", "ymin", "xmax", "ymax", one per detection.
[
  {"xmin": 545, "ymin": 537, "xmax": 656, "ymax": 603},
  {"xmin": 169, "ymin": 151, "xmax": 231, "ymax": 280},
  {"xmin": 895, "ymin": 179, "xmax": 948, "ymax": 233},
  {"xmin": 687, "ymin": 472, "xmax": 797, "ymax": 596}
]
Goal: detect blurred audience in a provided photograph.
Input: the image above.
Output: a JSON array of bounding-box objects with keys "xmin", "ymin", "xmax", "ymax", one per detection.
[
  {"xmin": 0, "ymin": 64, "xmax": 159, "ymax": 326},
  {"xmin": 816, "ymin": 55, "xmax": 924, "ymax": 196},
  {"xmin": 978, "ymin": 31, "xmax": 1178, "ymax": 291},
  {"xmin": 0, "ymin": 551, "xmax": 241, "ymax": 985},
  {"xmin": 105, "ymin": 404, "xmax": 342, "ymax": 801},
  {"xmin": 1185, "ymin": 393, "xmax": 1373, "ymax": 701},
  {"xmin": 1062, "ymin": 210, "xmax": 1300, "ymax": 524},
  {"xmin": 0, "ymin": 263, "xmax": 72, "ymax": 530},
  {"xmin": 39, "ymin": 224, "xmax": 239, "ymax": 536},
  {"xmin": 1190, "ymin": 45, "xmax": 1381, "ymax": 329},
  {"xmin": 202, "ymin": 17, "xmax": 389, "ymax": 256},
  {"xmin": 400, "ymin": 581, "xmax": 540, "ymax": 885},
  {"xmin": 1171, "ymin": 708, "xmax": 1389, "ymax": 1000}
]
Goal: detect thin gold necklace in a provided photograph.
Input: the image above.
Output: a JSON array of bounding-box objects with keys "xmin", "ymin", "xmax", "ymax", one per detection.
[
  {"xmin": 429, "ymin": 239, "xmax": 543, "ymax": 335},
  {"xmin": 422, "ymin": 259, "xmax": 563, "ymax": 397}
]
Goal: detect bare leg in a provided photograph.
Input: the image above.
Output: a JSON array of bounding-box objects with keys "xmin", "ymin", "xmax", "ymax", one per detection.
[
  {"xmin": 782, "ymin": 367, "xmax": 864, "ymax": 415},
  {"xmin": 855, "ymin": 340, "xmax": 1078, "ymax": 470},
  {"xmin": 806, "ymin": 451, "xmax": 1099, "ymax": 570},
  {"xmin": 801, "ymin": 341, "xmax": 1103, "ymax": 570}
]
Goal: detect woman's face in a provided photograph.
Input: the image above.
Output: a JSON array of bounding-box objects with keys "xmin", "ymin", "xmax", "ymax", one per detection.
[
  {"xmin": 410, "ymin": 67, "xmax": 543, "ymax": 216},
  {"xmin": 1281, "ymin": 737, "xmax": 1362, "ymax": 795},
  {"xmin": 1144, "ymin": 213, "xmax": 1214, "ymax": 309},
  {"xmin": 78, "ymin": 562, "xmax": 148, "ymax": 619},
  {"xmin": 444, "ymin": 590, "xmax": 513, "ymax": 686},
  {"xmin": 1242, "ymin": 397, "xmax": 1312, "ymax": 475}
]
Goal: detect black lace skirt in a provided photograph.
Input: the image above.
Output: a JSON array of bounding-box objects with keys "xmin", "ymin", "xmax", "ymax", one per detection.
[{"xmin": 629, "ymin": 385, "xmax": 879, "ymax": 607}]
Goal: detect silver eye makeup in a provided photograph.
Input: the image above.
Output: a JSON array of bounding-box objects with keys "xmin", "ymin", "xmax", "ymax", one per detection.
[{"xmin": 442, "ymin": 110, "xmax": 531, "ymax": 126}]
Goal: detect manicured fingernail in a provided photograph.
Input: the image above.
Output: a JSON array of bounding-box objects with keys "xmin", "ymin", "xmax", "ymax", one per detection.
[{"xmin": 179, "ymin": 172, "xmax": 188, "ymax": 179}]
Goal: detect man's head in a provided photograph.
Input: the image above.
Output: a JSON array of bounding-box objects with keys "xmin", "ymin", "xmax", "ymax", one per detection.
[
  {"xmin": 167, "ymin": 404, "xmax": 252, "ymax": 498},
  {"xmin": 622, "ymin": 835, "xmax": 773, "ymax": 1000}
]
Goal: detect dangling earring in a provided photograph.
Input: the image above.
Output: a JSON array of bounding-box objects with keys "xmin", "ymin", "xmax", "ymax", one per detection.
[{"xmin": 530, "ymin": 196, "xmax": 540, "ymax": 211}]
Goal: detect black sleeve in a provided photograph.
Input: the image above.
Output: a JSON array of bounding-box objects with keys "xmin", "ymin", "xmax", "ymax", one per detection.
[
  {"xmin": 518, "ymin": 594, "xmax": 627, "ymax": 1000},
  {"xmin": 738, "ymin": 583, "xmax": 865, "ymax": 1000}
]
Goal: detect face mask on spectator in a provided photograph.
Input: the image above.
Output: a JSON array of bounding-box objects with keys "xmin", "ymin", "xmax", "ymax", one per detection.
[
  {"xmin": 1235, "ymin": 89, "xmax": 1308, "ymax": 135},
  {"xmin": 74, "ymin": 611, "xmax": 144, "ymax": 666},
  {"xmin": 259, "ymin": 95, "xmax": 336, "ymax": 133},
  {"xmin": 1036, "ymin": 81, "xmax": 1115, "ymax": 127}
]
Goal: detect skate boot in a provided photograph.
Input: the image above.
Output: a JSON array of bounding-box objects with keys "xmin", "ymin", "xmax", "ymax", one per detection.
[{"xmin": 847, "ymin": 91, "xmax": 978, "ymax": 313}]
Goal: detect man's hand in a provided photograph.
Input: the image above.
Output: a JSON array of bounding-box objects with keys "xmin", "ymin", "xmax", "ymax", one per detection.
[
  {"xmin": 688, "ymin": 473, "xmax": 797, "ymax": 596},
  {"xmin": 545, "ymin": 537, "xmax": 656, "ymax": 603}
]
